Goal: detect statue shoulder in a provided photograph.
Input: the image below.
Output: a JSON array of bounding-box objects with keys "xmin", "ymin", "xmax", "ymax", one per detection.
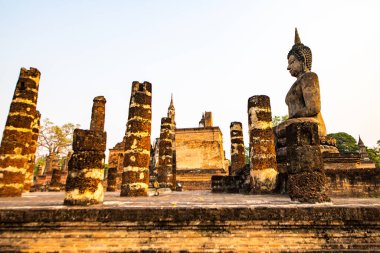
[
  {"xmin": 299, "ymin": 72, "xmax": 319, "ymax": 86},
  {"xmin": 302, "ymin": 72, "xmax": 319, "ymax": 80}
]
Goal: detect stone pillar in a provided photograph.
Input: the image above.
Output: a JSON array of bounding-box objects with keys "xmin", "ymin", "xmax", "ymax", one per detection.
[
  {"xmin": 0, "ymin": 67, "xmax": 41, "ymax": 197},
  {"xmin": 171, "ymin": 123, "xmax": 177, "ymax": 190},
  {"xmin": 90, "ymin": 96, "xmax": 106, "ymax": 132},
  {"xmin": 23, "ymin": 111, "xmax": 41, "ymax": 192},
  {"xmin": 106, "ymin": 167, "xmax": 117, "ymax": 192},
  {"xmin": 121, "ymin": 81, "xmax": 152, "ymax": 197},
  {"xmin": 230, "ymin": 122, "xmax": 246, "ymax": 175},
  {"xmin": 48, "ymin": 169, "xmax": 62, "ymax": 192},
  {"xmin": 247, "ymin": 95, "xmax": 278, "ymax": 193},
  {"xmin": 157, "ymin": 117, "xmax": 174, "ymax": 188},
  {"xmin": 286, "ymin": 122, "xmax": 330, "ymax": 203},
  {"xmin": 64, "ymin": 96, "xmax": 107, "ymax": 205}
]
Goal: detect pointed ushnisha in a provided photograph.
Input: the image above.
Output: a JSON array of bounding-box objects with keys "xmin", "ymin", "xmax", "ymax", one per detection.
[{"xmin": 294, "ymin": 28, "xmax": 301, "ymax": 44}]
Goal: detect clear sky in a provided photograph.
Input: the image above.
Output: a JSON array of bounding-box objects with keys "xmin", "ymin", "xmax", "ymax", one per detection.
[{"xmin": 1, "ymin": 0, "xmax": 379, "ymax": 159}]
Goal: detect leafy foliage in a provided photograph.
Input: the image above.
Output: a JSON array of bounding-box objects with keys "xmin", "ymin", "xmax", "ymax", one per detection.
[
  {"xmin": 272, "ymin": 115, "xmax": 289, "ymax": 127},
  {"xmin": 37, "ymin": 118, "xmax": 80, "ymax": 157},
  {"xmin": 245, "ymin": 146, "xmax": 249, "ymax": 165},
  {"xmin": 327, "ymin": 132, "xmax": 359, "ymax": 153},
  {"xmin": 367, "ymin": 141, "xmax": 380, "ymax": 168}
]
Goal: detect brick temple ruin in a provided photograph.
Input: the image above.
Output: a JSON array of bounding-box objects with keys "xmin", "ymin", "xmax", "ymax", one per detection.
[
  {"xmin": 1, "ymin": 28, "xmax": 380, "ymax": 251},
  {"xmin": 107, "ymin": 97, "xmax": 228, "ymax": 191}
]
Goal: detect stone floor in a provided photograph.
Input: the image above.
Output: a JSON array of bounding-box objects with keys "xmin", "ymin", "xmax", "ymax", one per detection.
[{"xmin": 1, "ymin": 190, "xmax": 380, "ymax": 209}]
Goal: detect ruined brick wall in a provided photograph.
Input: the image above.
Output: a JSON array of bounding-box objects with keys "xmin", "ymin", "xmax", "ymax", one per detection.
[
  {"xmin": 325, "ymin": 168, "xmax": 380, "ymax": 197},
  {"xmin": 175, "ymin": 127, "xmax": 227, "ymax": 190},
  {"xmin": 1, "ymin": 206, "xmax": 379, "ymax": 252}
]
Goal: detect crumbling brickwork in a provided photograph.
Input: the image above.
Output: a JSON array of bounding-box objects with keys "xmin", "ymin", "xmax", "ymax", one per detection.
[
  {"xmin": 106, "ymin": 167, "xmax": 118, "ymax": 192},
  {"xmin": 0, "ymin": 67, "xmax": 41, "ymax": 197},
  {"xmin": 157, "ymin": 117, "xmax": 174, "ymax": 188},
  {"xmin": 120, "ymin": 81, "xmax": 152, "ymax": 197},
  {"xmin": 64, "ymin": 96, "xmax": 107, "ymax": 205},
  {"xmin": 247, "ymin": 95, "xmax": 277, "ymax": 193},
  {"xmin": 230, "ymin": 122, "xmax": 245, "ymax": 175},
  {"xmin": 175, "ymin": 127, "xmax": 228, "ymax": 190},
  {"xmin": 286, "ymin": 122, "xmax": 330, "ymax": 203},
  {"xmin": 106, "ymin": 141, "xmax": 124, "ymax": 191},
  {"xmin": 23, "ymin": 110, "xmax": 41, "ymax": 192},
  {"xmin": 48, "ymin": 169, "xmax": 62, "ymax": 192}
]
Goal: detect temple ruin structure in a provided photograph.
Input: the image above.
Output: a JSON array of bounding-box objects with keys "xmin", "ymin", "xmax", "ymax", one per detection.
[
  {"xmin": 120, "ymin": 81, "xmax": 152, "ymax": 197},
  {"xmin": 248, "ymin": 95, "xmax": 278, "ymax": 193},
  {"xmin": 175, "ymin": 112, "xmax": 228, "ymax": 190},
  {"xmin": 64, "ymin": 96, "xmax": 107, "ymax": 205},
  {"xmin": 0, "ymin": 67, "xmax": 41, "ymax": 197}
]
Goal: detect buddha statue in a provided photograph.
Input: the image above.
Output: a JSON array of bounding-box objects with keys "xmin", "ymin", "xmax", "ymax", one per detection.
[{"xmin": 276, "ymin": 28, "xmax": 337, "ymax": 154}]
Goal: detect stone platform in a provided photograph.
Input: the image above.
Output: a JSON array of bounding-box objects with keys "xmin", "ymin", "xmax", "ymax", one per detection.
[{"xmin": 1, "ymin": 191, "xmax": 380, "ymax": 252}]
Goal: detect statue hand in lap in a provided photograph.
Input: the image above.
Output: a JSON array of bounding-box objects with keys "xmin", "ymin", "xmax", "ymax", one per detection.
[{"xmin": 276, "ymin": 28, "xmax": 326, "ymax": 138}]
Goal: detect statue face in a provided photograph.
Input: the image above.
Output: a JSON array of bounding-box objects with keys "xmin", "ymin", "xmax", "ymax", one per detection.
[{"xmin": 287, "ymin": 55, "xmax": 303, "ymax": 77}]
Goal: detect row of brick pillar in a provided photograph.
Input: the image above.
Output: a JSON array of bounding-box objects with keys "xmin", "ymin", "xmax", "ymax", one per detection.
[{"xmin": 0, "ymin": 68, "xmax": 328, "ymax": 204}]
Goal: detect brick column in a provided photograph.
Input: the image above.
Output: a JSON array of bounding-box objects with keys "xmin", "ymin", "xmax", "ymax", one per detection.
[
  {"xmin": 0, "ymin": 67, "xmax": 41, "ymax": 197},
  {"xmin": 64, "ymin": 96, "xmax": 107, "ymax": 205},
  {"xmin": 230, "ymin": 122, "xmax": 246, "ymax": 175},
  {"xmin": 48, "ymin": 153, "xmax": 60, "ymax": 191},
  {"xmin": 106, "ymin": 167, "xmax": 117, "ymax": 192},
  {"xmin": 286, "ymin": 122, "xmax": 330, "ymax": 203},
  {"xmin": 171, "ymin": 121, "xmax": 176, "ymax": 189},
  {"xmin": 120, "ymin": 82, "xmax": 152, "ymax": 197},
  {"xmin": 24, "ymin": 111, "xmax": 41, "ymax": 192},
  {"xmin": 247, "ymin": 95, "xmax": 278, "ymax": 193},
  {"xmin": 157, "ymin": 117, "xmax": 174, "ymax": 188},
  {"xmin": 48, "ymin": 169, "xmax": 62, "ymax": 192}
]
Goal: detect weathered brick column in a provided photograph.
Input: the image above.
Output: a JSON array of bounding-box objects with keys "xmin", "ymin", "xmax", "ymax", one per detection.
[
  {"xmin": 106, "ymin": 167, "xmax": 118, "ymax": 192},
  {"xmin": 64, "ymin": 96, "xmax": 107, "ymax": 205},
  {"xmin": 0, "ymin": 67, "xmax": 41, "ymax": 197},
  {"xmin": 48, "ymin": 169, "xmax": 62, "ymax": 192},
  {"xmin": 157, "ymin": 117, "xmax": 174, "ymax": 188},
  {"xmin": 47, "ymin": 154, "xmax": 60, "ymax": 192},
  {"xmin": 286, "ymin": 122, "xmax": 330, "ymax": 203},
  {"xmin": 171, "ymin": 122, "xmax": 176, "ymax": 189},
  {"xmin": 120, "ymin": 81, "xmax": 152, "ymax": 197},
  {"xmin": 23, "ymin": 110, "xmax": 41, "ymax": 192},
  {"xmin": 230, "ymin": 122, "xmax": 246, "ymax": 175},
  {"xmin": 247, "ymin": 95, "xmax": 278, "ymax": 193}
]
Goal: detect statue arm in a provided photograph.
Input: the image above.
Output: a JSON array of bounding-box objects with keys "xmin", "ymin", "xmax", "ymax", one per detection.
[{"xmin": 295, "ymin": 73, "xmax": 321, "ymax": 117}]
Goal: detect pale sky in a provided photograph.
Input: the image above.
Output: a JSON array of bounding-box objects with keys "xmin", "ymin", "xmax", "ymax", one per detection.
[{"xmin": 1, "ymin": 0, "xmax": 379, "ymax": 160}]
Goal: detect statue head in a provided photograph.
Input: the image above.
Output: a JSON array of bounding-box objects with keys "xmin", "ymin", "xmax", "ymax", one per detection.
[{"xmin": 287, "ymin": 28, "xmax": 312, "ymax": 77}]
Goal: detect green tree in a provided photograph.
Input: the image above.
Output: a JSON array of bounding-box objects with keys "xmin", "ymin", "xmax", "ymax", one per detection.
[
  {"xmin": 37, "ymin": 118, "xmax": 80, "ymax": 157},
  {"xmin": 245, "ymin": 146, "xmax": 249, "ymax": 165},
  {"xmin": 272, "ymin": 115, "xmax": 289, "ymax": 127},
  {"xmin": 327, "ymin": 132, "xmax": 359, "ymax": 153},
  {"xmin": 367, "ymin": 140, "xmax": 380, "ymax": 168},
  {"xmin": 367, "ymin": 148, "xmax": 380, "ymax": 168}
]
